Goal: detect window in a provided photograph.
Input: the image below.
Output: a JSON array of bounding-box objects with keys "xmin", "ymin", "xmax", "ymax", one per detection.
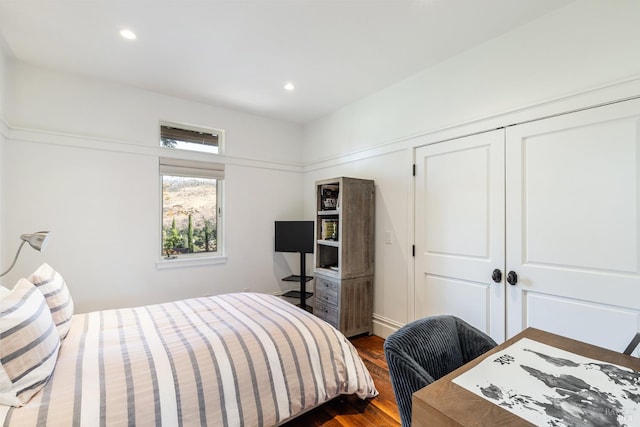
[
  {"xmin": 160, "ymin": 123, "xmax": 221, "ymax": 154},
  {"xmin": 159, "ymin": 159, "xmax": 224, "ymax": 259}
]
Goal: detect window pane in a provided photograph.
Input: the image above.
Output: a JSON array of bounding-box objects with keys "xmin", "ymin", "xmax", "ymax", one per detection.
[
  {"xmin": 160, "ymin": 125, "xmax": 219, "ymax": 154},
  {"xmin": 162, "ymin": 175, "xmax": 218, "ymax": 256}
]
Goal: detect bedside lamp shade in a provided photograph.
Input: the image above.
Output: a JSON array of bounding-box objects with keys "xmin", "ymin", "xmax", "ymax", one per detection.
[
  {"xmin": 0, "ymin": 231, "xmax": 51, "ymax": 277},
  {"xmin": 21, "ymin": 231, "xmax": 51, "ymax": 252}
]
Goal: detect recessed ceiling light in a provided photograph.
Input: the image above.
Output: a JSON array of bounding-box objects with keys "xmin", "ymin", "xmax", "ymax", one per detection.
[
  {"xmin": 120, "ymin": 29, "xmax": 137, "ymax": 40},
  {"xmin": 284, "ymin": 82, "xmax": 295, "ymax": 91}
]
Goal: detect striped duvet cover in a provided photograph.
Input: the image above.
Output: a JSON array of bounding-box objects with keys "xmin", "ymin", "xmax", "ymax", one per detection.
[{"xmin": 0, "ymin": 292, "xmax": 378, "ymax": 426}]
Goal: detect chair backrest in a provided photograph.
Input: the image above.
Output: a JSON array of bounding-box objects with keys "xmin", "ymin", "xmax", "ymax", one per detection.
[
  {"xmin": 384, "ymin": 315, "xmax": 497, "ymax": 427},
  {"xmin": 623, "ymin": 332, "xmax": 639, "ymax": 356}
]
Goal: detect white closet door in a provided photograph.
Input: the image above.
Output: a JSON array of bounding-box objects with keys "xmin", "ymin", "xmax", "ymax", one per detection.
[
  {"xmin": 414, "ymin": 130, "xmax": 506, "ymax": 342},
  {"xmin": 506, "ymin": 98, "xmax": 640, "ymax": 352}
]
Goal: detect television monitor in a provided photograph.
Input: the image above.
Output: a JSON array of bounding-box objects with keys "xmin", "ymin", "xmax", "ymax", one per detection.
[{"xmin": 274, "ymin": 221, "xmax": 314, "ymax": 254}]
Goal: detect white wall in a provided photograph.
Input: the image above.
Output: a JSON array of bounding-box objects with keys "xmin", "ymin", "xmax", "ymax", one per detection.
[
  {"xmin": 302, "ymin": 0, "xmax": 640, "ymax": 336},
  {"xmin": 304, "ymin": 0, "xmax": 640, "ymax": 160},
  {"xmin": 8, "ymin": 64, "xmax": 301, "ymax": 163},
  {"xmin": 1, "ymin": 62, "xmax": 306, "ymax": 313},
  {"xmin": 0, "ymin": 44, "xmax": 6, "ymax": 121},
  {"xmin": 0, "ymin": 45, "xmax": 6, "ymax": 268}
]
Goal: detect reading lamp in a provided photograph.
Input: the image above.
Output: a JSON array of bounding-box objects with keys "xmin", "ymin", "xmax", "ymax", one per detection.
[{"xmin": 0, "ymin": 231, "xmax": 51, "ymax": 278}]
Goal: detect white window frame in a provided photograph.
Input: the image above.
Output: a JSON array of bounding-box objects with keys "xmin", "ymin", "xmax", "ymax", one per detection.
[{"xmin": 157, "ymin": 157, "xmax": 226, "ymax": 269}]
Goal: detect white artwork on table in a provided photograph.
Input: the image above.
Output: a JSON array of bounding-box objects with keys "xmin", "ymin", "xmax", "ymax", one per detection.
[{"xmin": 452, "ymin": 338, "xmax": 640, "ymax": 427}]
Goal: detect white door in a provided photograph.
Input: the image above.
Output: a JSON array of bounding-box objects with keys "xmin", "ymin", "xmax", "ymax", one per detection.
[
  {"xmin": 506, "ymin": 98, "xmax": 640, "ymax": 352},
  {"xmin": 414, "ymin": 130, "xmax": 506, "ymax": 342}
]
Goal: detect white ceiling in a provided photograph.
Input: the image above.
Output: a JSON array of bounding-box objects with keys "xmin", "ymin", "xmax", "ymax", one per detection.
[{"xmin": 0, "ymin": 0, "xmax": 574, "ymax": 124}]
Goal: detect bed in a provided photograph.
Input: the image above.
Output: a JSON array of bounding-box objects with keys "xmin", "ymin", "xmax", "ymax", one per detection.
[{"xmin": 0, "ymin": 265, "xmax": 378, "ymax": 427}]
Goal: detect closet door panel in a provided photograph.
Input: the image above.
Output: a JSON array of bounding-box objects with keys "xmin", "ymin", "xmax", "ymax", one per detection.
[
  {"xmin": 415, "ymin": 130, "xmax": 505, "ymax": 341},
  {"xmin": 523, "ymin": 119, "xmax": 636, "ymax": 271},
  {"xmin": 526, "ymin": 293, "xmax": 640, "ymax": 353},
  {"xmin": 506, "ymin": 98, "xmax": 640, "ymax": 351},
  {"xmin": 418, "ymin": 275, "xmax": 493, "ymax": 333}
]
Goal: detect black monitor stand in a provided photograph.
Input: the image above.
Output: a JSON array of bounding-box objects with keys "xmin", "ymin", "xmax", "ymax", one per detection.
[
  {"xmin": 281, "ymin": 252, "xmax": 313, "ymax": 310},
  {"xmin": 298, "ymin": 252, "xmax": 307, "ymax": 310}
]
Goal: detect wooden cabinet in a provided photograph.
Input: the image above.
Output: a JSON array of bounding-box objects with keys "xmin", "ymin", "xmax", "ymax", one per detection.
[{"xmin": 314, "ymin": 177, "xmax": 374, "ymax": 337}]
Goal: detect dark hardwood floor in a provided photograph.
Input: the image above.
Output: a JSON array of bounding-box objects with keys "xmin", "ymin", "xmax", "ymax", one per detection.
[{"xmin": 283, "ymin": 335, "xmax": 401, "ymax": 427}]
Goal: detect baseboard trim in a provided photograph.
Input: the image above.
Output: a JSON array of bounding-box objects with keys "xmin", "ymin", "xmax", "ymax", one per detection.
[{"xmin": 372, "ymin": 313, "xmax": 404, "ymax": 339}]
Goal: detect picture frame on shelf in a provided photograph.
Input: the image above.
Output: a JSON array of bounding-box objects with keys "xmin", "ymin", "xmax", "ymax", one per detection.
[
  {"xmin": 321, "ymin": 219, "xmax": 338, "ymax": 240},
  {"xmin": 321, "ymin": 184, "xmax": 339, "ymax": 210}
]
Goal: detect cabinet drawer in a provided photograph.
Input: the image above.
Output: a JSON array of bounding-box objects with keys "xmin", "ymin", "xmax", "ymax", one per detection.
[
  {"xmin": 314, "ymin": 299, "xmax": 338, "ymax": 328},
  {"xmin": 315, "ymin": 277, "xmax": 338, "ymax": 305}
]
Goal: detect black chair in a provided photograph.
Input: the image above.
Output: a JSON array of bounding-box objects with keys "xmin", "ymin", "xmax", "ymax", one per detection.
[{"xmin": 384, "ymin": 315, "xmax": 497, "ymax": 427}]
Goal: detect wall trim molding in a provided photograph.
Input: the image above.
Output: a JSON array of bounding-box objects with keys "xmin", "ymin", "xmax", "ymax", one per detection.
[
  {"xmin": 6, "ymin": 125, "xmax": 305, "ymax": 173},
  {"xmin": 12, "ymin": 76, "xmax": 639, "ymax": 176},
  {"xmin": 302, "ymin": 75, "xmax": 640, "ymax": 171}
]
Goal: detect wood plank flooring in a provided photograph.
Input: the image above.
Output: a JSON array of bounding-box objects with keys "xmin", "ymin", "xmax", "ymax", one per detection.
[{"xmin": 283, "ymin": 335, "xmax": 401, "ymax": 427}]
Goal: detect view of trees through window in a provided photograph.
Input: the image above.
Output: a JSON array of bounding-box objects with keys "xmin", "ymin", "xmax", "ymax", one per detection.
[{"xmin": 162, "ymin": 175, "xmax": 217, "ymax": 256}]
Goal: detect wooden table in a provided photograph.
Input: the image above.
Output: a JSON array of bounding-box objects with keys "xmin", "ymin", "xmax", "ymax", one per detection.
[{"xmin": 412, "ymin": 328, "xmax": 640, "ymax": 427}]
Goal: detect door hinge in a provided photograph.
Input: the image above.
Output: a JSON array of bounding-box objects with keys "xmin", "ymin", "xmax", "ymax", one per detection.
[
  {"xmin": 412, "ymin": 164, "xmax": 416, "ymax": 176},
  {"xmin": 412, "ymin": 245, "xmax": 415, "ymax": 257}
]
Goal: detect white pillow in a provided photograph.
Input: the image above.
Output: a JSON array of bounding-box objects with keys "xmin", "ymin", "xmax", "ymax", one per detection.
[
  {"xmin": 0, "ymin": 286, "xmax": 8, "ymax": 296},
  {"xmin": 0, "ymin": 278, "xmax": 61, "ymax": 407},
  {"xmin": 29, "ymin": 263, "xmax": 74, "ymax": 340}
]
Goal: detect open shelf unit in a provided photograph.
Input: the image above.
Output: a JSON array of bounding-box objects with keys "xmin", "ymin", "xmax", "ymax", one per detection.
[{"xmin": 313, "ymin": 177, "xmax": 374, "ymax": 337}]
